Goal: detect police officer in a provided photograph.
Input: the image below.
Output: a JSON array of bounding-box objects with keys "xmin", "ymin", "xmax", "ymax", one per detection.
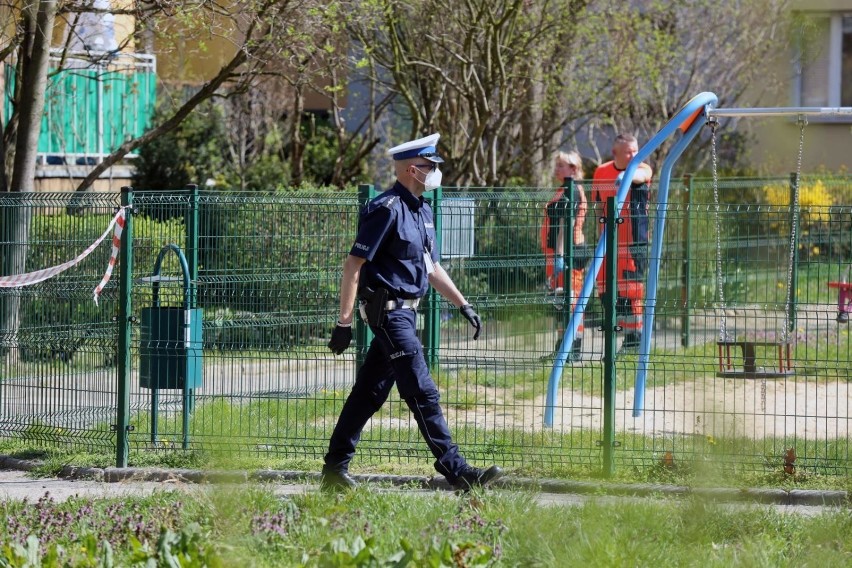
[{"xmin": 323, "ymin": 133, "xmax": 503, "ymax": 491}]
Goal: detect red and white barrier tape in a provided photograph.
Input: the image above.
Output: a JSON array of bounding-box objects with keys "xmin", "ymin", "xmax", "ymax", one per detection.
[
  {"xmin": 93, "ymin": 208, "xmax": 127, "ymax": 305},
  {"xmin": 0, "ymin": 208, "xmax": 127, "ymax": 306}
]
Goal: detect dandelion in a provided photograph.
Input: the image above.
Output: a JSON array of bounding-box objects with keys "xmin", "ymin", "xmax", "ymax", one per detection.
[{"xmin": 706, "ymin": 435, "xmax": 717, "ymax": 445}]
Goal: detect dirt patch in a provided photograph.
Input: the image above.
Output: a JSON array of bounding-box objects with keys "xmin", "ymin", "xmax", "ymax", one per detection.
[{"xmin": 441, "ymin": 377, "xmax": 850, "ymax": 440}]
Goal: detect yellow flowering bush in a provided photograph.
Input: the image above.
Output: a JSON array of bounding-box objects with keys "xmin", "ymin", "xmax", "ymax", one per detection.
[
  {"xmin": 762, "ymin": 179, "xmax": 834, "ymax": 259},
  {"xmin": 762, "ymin": 179, "xmax": 833, "ymax": 222}
]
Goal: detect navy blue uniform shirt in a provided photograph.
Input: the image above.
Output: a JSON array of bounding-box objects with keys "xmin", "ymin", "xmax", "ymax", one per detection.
[{"xmin": 350, "ymin": 182, "xmax": 440, "ymax": 299}]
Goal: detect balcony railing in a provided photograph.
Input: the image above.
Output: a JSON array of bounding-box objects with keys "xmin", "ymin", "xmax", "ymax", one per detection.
[{"xmin": 3, "ymin": 49, "xmax": 157, "ymax": 165}]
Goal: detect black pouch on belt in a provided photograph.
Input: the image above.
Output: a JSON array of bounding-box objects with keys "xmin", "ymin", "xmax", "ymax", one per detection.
[
  {"xmin": 359, "ymin": 286, "xmax": 389, "ymax": 327},
  {"xmin": 572, "ymin": 244, "xmax": 591, "ymax": 270}
]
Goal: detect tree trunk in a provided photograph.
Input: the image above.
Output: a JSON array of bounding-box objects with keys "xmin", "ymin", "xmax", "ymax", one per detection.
[
  {"xmin": 1, "ymin": 0, "xmax": 57, "ymax": 363},
  {"xmin": 518, "ymin": 74, "xmax": 540, "ymax": 186},
  {"xmin": 0, "ymin": 100, "xmax": 9, "ymax": 194},
  {"xmin": 290, "ymin": 87, "xmax": 305, "ymax": 186}
]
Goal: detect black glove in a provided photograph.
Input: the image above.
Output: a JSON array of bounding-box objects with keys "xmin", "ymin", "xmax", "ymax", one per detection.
[
  {"xmin": 328, "ymin": 322, "xmax": 353, "ymax": 354},
  {"xmin": 460, "ymin": 304, "xmax": 481, "ymax": 340}
]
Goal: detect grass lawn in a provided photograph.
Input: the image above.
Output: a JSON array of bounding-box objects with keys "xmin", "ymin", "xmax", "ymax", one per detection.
[{"xmin": 1, "ymin": 484, "xmax": 850, "ymax": 566}]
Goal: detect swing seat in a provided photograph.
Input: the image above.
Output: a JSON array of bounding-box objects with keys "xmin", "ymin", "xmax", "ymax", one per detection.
[{"xmin": 716, "ymin": 339, "xmax": 794, "ymax": 379}]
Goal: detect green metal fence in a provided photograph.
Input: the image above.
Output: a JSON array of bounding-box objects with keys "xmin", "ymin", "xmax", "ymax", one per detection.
[
  {"xmin": 1, "ymin": 176, "xmax": 850, "ymax": 476},
  {"xmin": 0, "ymin": 191, "xmax": 122, "ymax": 452}
]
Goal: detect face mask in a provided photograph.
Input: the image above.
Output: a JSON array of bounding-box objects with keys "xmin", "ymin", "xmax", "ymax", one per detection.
[{"xmin": 423, "ymin": 167, "xmax": 442, "ymax": 191}]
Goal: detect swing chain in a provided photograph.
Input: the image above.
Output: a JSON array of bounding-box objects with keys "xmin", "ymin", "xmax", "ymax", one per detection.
[
  {"xmin": 709, "ymin": 117, "xmax": 728, "ymax": 343},
  {"xmin": 783, "ymin": 116, "xmax": 806, "ymax": 343},
  {"xmin": 709, "ymin": 113, "xmax": 803, "ymax": 414},
  {"xmin": 770, "ymin": 116, "xmax": 805, "ymax": 414}
]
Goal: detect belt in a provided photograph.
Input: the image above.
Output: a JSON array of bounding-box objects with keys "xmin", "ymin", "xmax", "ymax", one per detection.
[
  {"xmin": 385, "ymin": 298, "xmax": 420, "ymax": 311},
  {"xmin": 385, "ymin": 298, "xmax": 420, "ymax": 310}
]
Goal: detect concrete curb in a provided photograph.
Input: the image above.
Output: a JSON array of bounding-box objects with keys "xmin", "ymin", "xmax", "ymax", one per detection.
[{"xmin": 1, "ymin": 455, "xmax": 847, "ymax": 507}]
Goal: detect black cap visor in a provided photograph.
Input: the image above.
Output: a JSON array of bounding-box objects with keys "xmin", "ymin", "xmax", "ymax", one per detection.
[{"xmin": 419, "ymin": 151, "xmax": 444, "ymax": 163}]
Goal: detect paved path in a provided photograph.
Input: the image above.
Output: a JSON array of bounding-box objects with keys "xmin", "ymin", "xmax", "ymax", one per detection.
[{"xmin": 1, "ymin": 461, "xmax": 846, "ymax": 518}]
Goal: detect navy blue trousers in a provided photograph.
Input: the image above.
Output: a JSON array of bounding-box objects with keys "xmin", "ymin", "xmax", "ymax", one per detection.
[{"xmin": 324, "ymin": 308, "xmax": 466, "ymax": 481}]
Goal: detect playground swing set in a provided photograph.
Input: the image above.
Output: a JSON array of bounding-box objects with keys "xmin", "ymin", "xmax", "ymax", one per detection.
[
  {"xmin": 707, "ymin": 113, "xmax": 802, "ymax": 380},
  {"xmin": 543, "ymin": 91, "xmax": 852, "ymax": 426}
]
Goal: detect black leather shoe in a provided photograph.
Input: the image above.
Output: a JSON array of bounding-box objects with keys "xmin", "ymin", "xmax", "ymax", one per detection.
[
  {"xmin": 617, "ymin": 344, "xmax": 638, "ymax": 356},
  {"xmin": 618, "ymin": 333, "xmax": 641, "ymax": 355},
  {"xmin": 320, "ymin": 468, "xmax": 359, "ymax": 491},
  {"xmin": 452, "ymin": 465, "xmax": 504, "ymax": 491},
  {"xmin": 569, "ymin": 338, "xmax": 583, "ymax": 362}
]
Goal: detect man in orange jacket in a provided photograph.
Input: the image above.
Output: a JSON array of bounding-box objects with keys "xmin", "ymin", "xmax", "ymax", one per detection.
[{"xmin": 592, "ymin": 134, "xmax": 653, "ymax": 353}]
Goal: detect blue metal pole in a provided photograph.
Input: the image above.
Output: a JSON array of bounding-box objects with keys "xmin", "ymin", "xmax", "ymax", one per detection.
[
  {"xmin": 544, "ymin": 91, "xmax": 718, "ymax": 427},
  {"xmin": 633, "ymin": 114, "xmax": 708, "ymax": 417}
]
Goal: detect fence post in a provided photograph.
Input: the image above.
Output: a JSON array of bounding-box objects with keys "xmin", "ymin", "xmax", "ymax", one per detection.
[
  {"xmin": 423, "ymin": 185, "xmax": 442, "ymax": 370},
  {"xmin": 681, "ymin": 174, "xmax": 693, "ymax": 347},
  {"xmin": 788, "ymin": 172, "xmax": 800, "ymax": 336},
  {"xmin": 185, "ymin": 184, "xmax": 199, "ymax": 416},
  {"xmin": 602, "ymin": 196, "xmax": 618, "ymax": 477},
  {"xmin": 186, "ymin": 184, "xmax": 199, "ymax": 306},
  {"xmin": 116, "ymin": 187, "xmax": 134, "ymax": 468},
  {"xmin": 563, "ymin": 177, "xmax": 574, "ymax": 340},
  {"xmin": 355, "ymin": 184, "xmax": 375, "ymax": 370}
]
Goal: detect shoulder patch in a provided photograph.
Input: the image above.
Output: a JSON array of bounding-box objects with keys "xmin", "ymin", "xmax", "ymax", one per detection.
[{"xmin": 383, "ymin": 195, "xmax": 399, "ymax": 209}]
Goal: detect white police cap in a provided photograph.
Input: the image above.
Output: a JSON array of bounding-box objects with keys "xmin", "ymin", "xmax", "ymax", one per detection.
[{"xmin": 387, "ymin": 133, "xmax": 444, "ymax": 162}]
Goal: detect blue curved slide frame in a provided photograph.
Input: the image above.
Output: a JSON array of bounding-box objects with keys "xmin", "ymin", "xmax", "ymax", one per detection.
[{"xmin": 544, "ymin": 91, "xmax": 719, "ymax": 427}]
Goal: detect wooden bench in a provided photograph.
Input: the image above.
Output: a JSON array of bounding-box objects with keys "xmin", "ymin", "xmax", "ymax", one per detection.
[{"xmin": 716, "ymin": 339, "xmax": 794, "ymax": 379}]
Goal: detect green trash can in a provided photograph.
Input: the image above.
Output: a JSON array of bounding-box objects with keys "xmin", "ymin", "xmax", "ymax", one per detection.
[
  {"xmin": 140, "ymin": 306, "xmax": 202, "ymax": 390},
  {"xmin": 137, "ymin": 244, "xmax": 202, "ymax": 448}
]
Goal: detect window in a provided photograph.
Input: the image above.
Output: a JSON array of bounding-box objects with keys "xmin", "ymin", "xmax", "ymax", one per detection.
[
  {"xmin": 844, "ymin": 15, "xmax": 852, "ymax": 106},
  {"xmin": 795, "ymin": 12, "xmax": 852, "ymax": 113}
]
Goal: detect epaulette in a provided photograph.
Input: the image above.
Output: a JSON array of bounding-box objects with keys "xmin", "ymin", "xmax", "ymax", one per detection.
[{"xmin": 382, "ymin": 195, "xmax": 399, "ymax": 209}]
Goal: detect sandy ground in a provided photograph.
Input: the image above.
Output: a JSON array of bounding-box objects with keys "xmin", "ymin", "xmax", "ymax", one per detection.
[
  {"xmin": 533, "ymin": 376, "xmax": 850, "ymax": 440},
  {"xmin": 434, "ymin": 319, "xmax": 851, "ymax": 440},
  {"xmin": 373, "ymin": 372, "xmax": 851, "ymax": 441}
]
